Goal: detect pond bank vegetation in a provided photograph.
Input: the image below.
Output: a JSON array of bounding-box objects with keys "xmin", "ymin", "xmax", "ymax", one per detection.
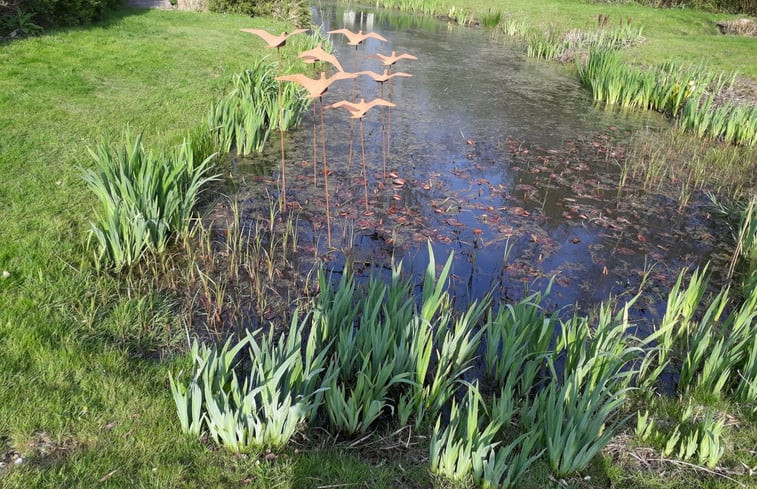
[{"xmin": 1, "ymin": 5, "xmax": 756, "ymax": 489}]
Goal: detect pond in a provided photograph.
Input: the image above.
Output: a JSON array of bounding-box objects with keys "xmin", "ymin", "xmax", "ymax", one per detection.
[{"xmin": 231, "ymin": 3, "xmax": 732, "ymax": 328}]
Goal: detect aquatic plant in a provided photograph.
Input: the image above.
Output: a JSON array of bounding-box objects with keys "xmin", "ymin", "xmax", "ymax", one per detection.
[
  {"xmin": 208, "ymin": 58, "xmax": 310, "ymax": 156},
  {"xmin": 429, "ymin": 383, "xmax": 499, "ymax": 482},
  {"xmin": 535, "ymin": 305, "xmax": 637, "ymax": 477},
  {"xmin": 484, "ymin": 288, "xmax": 556, "ymax": 396},
  {"xmin": 577, "ymin": 49, "xmax": 754, "ymax": 145},
  {"xmin": 169, "ymin": 311, "xmax": 333, "ymax": 451},
  {"xmin": 84, "ymin": 132, "xmax": 218, "ymax": 271},
  {"xmin": 481, "ymin": 9, "xmax": 502, "ymax": 29}
]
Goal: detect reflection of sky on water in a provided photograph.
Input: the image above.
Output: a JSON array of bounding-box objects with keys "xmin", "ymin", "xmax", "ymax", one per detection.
[{"xmin": 234, "ymin": 3, "xmax": 731, "ymax": 325}]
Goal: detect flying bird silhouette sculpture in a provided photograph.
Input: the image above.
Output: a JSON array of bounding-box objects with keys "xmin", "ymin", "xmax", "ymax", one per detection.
[
  {"xmin": 328, "ymin": 29, "xmax": 388, "ymax": 168},
  {"xmin": 240, "ymin": 28, "xmax": 307, "ymax": 207},
  {"xmin": 360, "ymin": 69, "xmax": 412, "ymax": 84},
  {"xmin": 327, "ymin": 29, "xmax": 388, "ymax": 46},
  {"xmin": 276, "ymin": 71, "xmax": 358, "ymax": 246},
  {"xmin": 327, "ymin": 98, "xmax": 395, "ymax": 119},
  {"xmin": 371, "ymin": 51, "xmax": 418, "ymax": 68},
  {"xmin": 326, "ymin": 98, "xmax": 395, "ymax": 214},
  {"xmin": 240, "ymin": 28, "xmax": 308, "ymax": 48},
  {"xmin": 276, "ymin": 71, "xmax": 357, "ymax": 99},
  {"xmin": 358, "ymin": 70, "xmax": 410, "ymax": 177},
  {"xmin": 297, "ymin": 44, "xmax": 344, "ymax": 73}
]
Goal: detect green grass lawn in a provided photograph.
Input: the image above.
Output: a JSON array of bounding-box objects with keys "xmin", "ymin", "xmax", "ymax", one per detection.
[{"xmin": 0, "ymin": 3, "xmax": 755, "ymax": 488}]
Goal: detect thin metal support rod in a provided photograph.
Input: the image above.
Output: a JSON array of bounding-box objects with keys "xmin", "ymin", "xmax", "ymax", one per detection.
[{"xmin": 319, "ymin": 96, "xmax": 332, "ymax": 248}]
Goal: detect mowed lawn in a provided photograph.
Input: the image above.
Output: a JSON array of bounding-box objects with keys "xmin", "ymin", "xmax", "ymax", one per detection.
[{"xmin": 0, "ymin": 3, "xmax": 755, "ymax": 488}]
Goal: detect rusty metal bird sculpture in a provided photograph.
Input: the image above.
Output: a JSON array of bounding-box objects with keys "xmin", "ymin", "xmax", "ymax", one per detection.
[
  {"xmin": 326, "ymin": 98, "xmax": 395, "ymax": 214},
  {"xmin": 328, "ymin": 29, "xmax": 388, "ymax": 168},
  {"xmin": 276, "ymin": 71, "xmax": 357, "ymax": 99},
  {"xmin": 297, "ymin": 44, "xmax": 344, "ymax": 73},
  {"xmin": 371, "ymin": 50, "xmax": 418, "ymax": 69},
  {"xmin": 369, "ymin": 52, "xmax": 416, "ymax": 162},
  {"xmin": 360, "ymin": 69, "xmax": 412, "ymax": 84},
  {"xmin": 240, "ymin": 28, "xmax": 308, "ymax": 49},
  {"xmin": 277, "ymin": 71, "xmax": 358, "ymax": 246},
  {"xmin": 358, "ymin": 70, "xmax": 411, "ymax": 177},
  {"xmin": 240, "ymin": 28, "xmax": 307, "ymax": 208},
  {"xmin": 327, "ymin": 28, "xmax": 388, "ymax": 46}
]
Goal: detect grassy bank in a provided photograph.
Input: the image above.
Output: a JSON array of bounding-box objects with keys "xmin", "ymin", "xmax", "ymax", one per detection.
[
  {"xmin": 0, "ymin": 7, "xmax": 390, "ymax": 487},
  {"xmin": 362, "ymin": 0, "xmax": 757, "ymax": 82}
]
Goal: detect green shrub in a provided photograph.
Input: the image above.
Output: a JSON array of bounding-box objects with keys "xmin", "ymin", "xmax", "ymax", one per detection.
[
  {"xmin": 206, "ymin": 0, "xmax": 310, "ymax": 27},
  {"xmin": 1, "ymin": 0, "xmax": 121, "ymax": 37}
]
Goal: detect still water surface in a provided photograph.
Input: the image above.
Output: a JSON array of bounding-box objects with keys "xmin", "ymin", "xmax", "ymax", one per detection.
[{"xmin": 234, "ymin": 3, "xmax": 731, "ymax": 325}]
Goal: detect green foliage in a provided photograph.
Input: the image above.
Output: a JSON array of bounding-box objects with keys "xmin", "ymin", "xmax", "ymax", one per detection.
[
  {"xmin": 83, "ymin": 132, "xmax": 218, "ymax": 271},
  {"xmin": 208, "ymin": 57, "xmax": 310, "ymax": 156},
  {"xmin": 0, "ymin": 0, "xmax": 120, "ymax": 36},
  {"xmin": 638, "ymin": 266, "xmax": 757, "ymax": 402},
  {"xmin": 481, "ymin": 9, "xmax": 502, "ymax": 29},
  {"xmin": 592, "ymin": 0, "xmax": 756, "ymax": 16},
  {"xmin": 0, "ymin": 6, "xmax": 42, "ymax": 37},
  {"xmin": 484, "ymin": 288, "xmax": 556, "ymax": 397},
  {"xmin": 535, "ymin": 306, "xmax": 638, "ymax": 477},
  {"xmin": 206, "ymin": 0, "xmax": 311, "ymax": 27},
  {"xmin": 526, "ymin": 23, "xmax": 643, "ymax": 60},
  {"xmin": 577, "ymin": 49, "xmax": 755, "ymax": 145},
  {"xmin": 429, "ymin": 384, "xmax": 499, "ymax": 481},
  {"xmin": 170, "ymin": 311, "xmax": 333, "ymax": 451}
]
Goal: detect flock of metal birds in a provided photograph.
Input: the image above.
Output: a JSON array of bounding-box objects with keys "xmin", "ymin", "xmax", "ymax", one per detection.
[{"xmin": 241, "ymin": 27, "xmax": 417, "ymax": 247}]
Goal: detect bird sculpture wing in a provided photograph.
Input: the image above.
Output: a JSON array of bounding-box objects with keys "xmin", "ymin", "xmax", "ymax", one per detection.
[
  {"xmin": 298, "ymin": 47, "xmax": 345, "ymax": 72},
  {"xmin": 327, "ymin": 28, "xmax": 355, "ymax": 39},
  {"xmin": 284, "ymin": 29, "xmax": 308, "ymax": 39},
  {"xmin": 325, "ymin": 100, "xmax": 360, "ymax": 111},
  {"xmin": 240, "ymin": 28, "xmax": 283, "ymax": 47},
  {"xmin": 366, "ymin": 98, "xmax": 396, "ymax": 109},
  {"xmin": 327, "ymin": 71, "xmax": 359, "ymax": 83},
  {"xmin": 275, "ymin": 73, "xmax": 312, "ymax": 85},
  {"xmin": 396, "ymin": 53, "xmax": 418, "ymax": 61},
  {"xmin": 358, "ymin": 70, "xmax": 384, "ymax": 82},
  {"xmin": 364, "ymin": 32, "xmax": 388, "ymax": 43},
  {"xmin": 389, "ymin": 71, "xmax": 412, "ymax": 79}
]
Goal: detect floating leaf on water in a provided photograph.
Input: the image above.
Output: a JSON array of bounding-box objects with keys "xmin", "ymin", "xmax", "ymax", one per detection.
[
  {"xmin": 473, "ymin": 228, "xmax": 483, "ymax": 235},
  {"xmin": 572, "ymin": 237, "xmax": 581, "ymax": 244}
]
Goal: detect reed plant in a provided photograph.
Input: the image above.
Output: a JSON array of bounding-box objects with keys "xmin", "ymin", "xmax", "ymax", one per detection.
[
  {"xmin": 208, "ymin": 58, "xmax": 310, "ymax": 156},
  {"xmin": 536, "ymin": 357, "xmax": 634, "ymax": 477},
  {"xmin": 535, "ymin": 304, "xmax": 637, "ymax": 477},
  {"xmin": 429, "ymin": 383, "xmax": 499, "ymax": 482},
  {"xmin": 320, "ymin": 244, "xmax": 490, "ymax": 432},
  {"xmin": 84, "ymin": 132, "xmax": 218, "ymax": 271},
  {"xmin": 484, "ymin": 288, "xmax": 556, "ymax": 397},
  {"xmin": 577, "ymin": 49, "xmax": 755, "ymax": 145},
  {"xmin": 170, "ymin": 311, "xmax": 333, "ymax": 451},
  {"xmin": 481, "ymin": 9, "xmax": 502, "ymax": 29}
]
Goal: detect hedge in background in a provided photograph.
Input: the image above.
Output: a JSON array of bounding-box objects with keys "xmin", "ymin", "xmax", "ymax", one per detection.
[
  {"xmin": 597, "ymin": 0, "xmax": 756, "ymax": 16},
  {"xmin": 1, "ymin": 0, "xmax": 122, "ymax": 37},
  {"xmin": 206, "ymin": 0, "xmax": 310, "ymax": 27}
]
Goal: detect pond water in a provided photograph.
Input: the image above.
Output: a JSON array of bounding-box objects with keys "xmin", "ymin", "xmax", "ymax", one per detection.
[{"xmin": 232, "ymin": 3, "xmax": 732, "ymax": 327}]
